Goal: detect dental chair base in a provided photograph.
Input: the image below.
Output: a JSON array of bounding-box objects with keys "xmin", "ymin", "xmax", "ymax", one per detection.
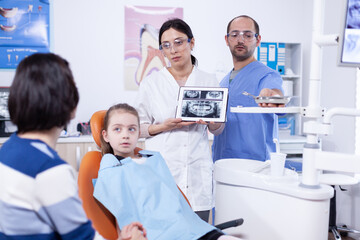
[
  {"xmin": 329, "ymin": 185, "xmax": 360, "ymax": 240},
  {"xmin": 214, "ymin": 159, "xmax": 334, "ymax": 240}
]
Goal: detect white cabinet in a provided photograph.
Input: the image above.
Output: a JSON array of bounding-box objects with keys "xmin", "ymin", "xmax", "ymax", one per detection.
[
  {"xmin": 55, "ymin": 139, "xmax": 98, "ymax": 171},
  {"xmin": 256, "ymin": 42, "xmax": 304, "ymax": 157}
]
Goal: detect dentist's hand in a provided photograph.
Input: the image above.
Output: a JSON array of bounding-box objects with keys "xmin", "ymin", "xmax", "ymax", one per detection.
[
  {"xmin": 164, "ymin": 118, "xmax": 196, "ymax": 130},
  {"xmin": 148, "ymin": 118, "xmax": 195, "ymax": 136}
]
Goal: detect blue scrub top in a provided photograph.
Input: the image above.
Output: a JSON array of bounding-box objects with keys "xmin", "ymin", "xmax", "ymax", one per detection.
[{"xmin": 212, "ymin": 61, "xmax": 283, "ymax": 162}]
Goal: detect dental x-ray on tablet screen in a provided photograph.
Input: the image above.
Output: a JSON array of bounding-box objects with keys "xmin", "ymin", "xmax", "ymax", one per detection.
[
  {"xmin": 338, "ymin": 0, "xmax": 360, "ymax": 67},
  {"xmin": 176, "ymin": 87, "xmax": 228, "ymax": 122}
]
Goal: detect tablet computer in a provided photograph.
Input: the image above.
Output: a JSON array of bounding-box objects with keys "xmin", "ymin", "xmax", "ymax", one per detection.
[{"xmin": 175, "ymin": 86, "xmax": 228, "ymax": 122}]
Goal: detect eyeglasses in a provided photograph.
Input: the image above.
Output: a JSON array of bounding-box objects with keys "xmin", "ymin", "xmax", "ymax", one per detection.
[
  {"xmin": 159, "ymin": 38, "xmax": 191, "ymax": 51},
  {"xmin": 227, "ymin": 31, "xmax": 258, "ymax": 42}
]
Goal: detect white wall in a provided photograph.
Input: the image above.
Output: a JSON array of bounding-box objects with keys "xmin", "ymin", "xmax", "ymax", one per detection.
[
  {"xmin": 0, "ymin": 0, "xmax": 314, "ymax": 130},
  {"xmin": 0, "ymin": 0, "xmax": 359, "ymax": 232}
]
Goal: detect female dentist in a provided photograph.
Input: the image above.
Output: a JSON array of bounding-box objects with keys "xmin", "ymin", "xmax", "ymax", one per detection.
[{"xmin": 136, "ymin": 18, "xmax": 223, "ymax": 222}]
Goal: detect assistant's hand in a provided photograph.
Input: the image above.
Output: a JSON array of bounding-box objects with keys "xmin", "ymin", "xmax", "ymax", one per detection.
[
  {"xmin": 119, "ymin": 222, "xmax": 147, "ymax": 240},
  {"xmin": 196, "ymin": 119, "xmax": 222, "ymax": 131},
  {"xmin": 258, "ymin": 88, "xmax": 285, "ymax": 108}
]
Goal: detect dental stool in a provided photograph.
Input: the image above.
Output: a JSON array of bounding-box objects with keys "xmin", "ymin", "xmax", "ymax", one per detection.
[{"xmin": 319, "ymin": 174, "xmax": 360, "ymax": 240}]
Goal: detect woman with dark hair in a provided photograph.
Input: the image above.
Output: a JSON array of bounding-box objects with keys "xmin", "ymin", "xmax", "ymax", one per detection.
[
  {"xmin": 0, "ymin": 53, "xmax": 96, "ymax": 239},
  {"xmin": 136, "ymin": 18, "xmax": 223, "ymax": 222}
]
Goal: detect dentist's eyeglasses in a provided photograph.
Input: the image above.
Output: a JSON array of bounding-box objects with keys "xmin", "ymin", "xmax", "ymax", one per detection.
[
  {"xmin": 227, "ymin": 31, "xmax": 258, "ymax": 42},
  {"xmin": 159, "ymin": 38, "xmax": 191, "ymax": 51}
]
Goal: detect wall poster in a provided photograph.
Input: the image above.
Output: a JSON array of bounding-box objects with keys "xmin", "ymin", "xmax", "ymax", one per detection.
[
  {"xmin": 0, "ymin": 0, "xmax": 50, "ymax": 69},
  {"xmin": 124, "ymin": 5, "xmax": 183, "ymax": 90}
]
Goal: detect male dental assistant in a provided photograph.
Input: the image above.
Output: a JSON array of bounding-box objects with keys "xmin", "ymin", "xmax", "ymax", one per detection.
[{"xmin": 212, "ymin": 15, "xmax": 284, "ymax": 162}]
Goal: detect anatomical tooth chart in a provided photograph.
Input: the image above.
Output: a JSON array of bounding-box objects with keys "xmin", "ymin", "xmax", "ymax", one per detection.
[
  {"xmin": 124, "ymin": 5, "xmax": 183, "ymax": 90},
  {"xmin": 0, "ymin": 0, "xmax": 50, "ymax": 69}
]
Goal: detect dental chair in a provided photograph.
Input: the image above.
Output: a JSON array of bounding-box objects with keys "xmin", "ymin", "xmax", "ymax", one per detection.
[
  {"xmin": 78, "ymin": 110, "xmax": 118, "ymax": 239},
  {"xmin": 78, "ymin": 110, "xmax": 243, "ymax": 239}
]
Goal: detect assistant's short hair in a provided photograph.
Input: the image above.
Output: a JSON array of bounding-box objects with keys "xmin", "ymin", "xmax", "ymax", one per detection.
[
  {"xmin": 8, "ymin": 53, "xmax": 79, "ymax": 133},
  {"xmin": 226, "ymin": 15, "xmax": 260, "ymax": 35}
]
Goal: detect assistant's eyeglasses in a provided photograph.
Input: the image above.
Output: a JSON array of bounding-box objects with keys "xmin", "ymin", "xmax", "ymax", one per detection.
[
  {"xmin": 159, "ymin": 38, "xmax": 191, "ymax": 51},
  {"xmin": 227, "ymin": 31, "xmax": 258, "ymax": 42}
]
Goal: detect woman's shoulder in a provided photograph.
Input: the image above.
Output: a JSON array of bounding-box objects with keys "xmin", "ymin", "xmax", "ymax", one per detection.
[{"xmin": 140, "ymin": 67, "xmax": 168, "ymax": 86}]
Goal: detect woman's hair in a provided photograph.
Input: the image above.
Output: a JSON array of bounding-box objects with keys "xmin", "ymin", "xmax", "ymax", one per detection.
[
  {"xmin": 158, "ymin": 18, "xmax": 198, "ymax": 66},
  {"xmin": 100, "ymin": 103, "xmax": 140, "ymax": 156},
  {"xmin": 8, "ymin": 53, "xmax": 79, "ymax": 133}
]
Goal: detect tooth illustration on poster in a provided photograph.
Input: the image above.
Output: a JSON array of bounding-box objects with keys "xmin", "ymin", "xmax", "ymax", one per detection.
[{"xmin": 124, "ymin": 5, "xmax": 183, "ymax": 91}]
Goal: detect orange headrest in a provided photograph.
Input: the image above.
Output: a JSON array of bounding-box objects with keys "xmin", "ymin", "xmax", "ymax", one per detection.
[{"xmin": 90, "ymin": 110, "xmax": 107, "ymax": 148}]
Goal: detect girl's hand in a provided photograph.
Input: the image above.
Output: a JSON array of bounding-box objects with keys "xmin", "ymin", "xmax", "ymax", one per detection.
[{"xmin": 120, "ymin": 222, "xmax": 147, "ymax": 240}]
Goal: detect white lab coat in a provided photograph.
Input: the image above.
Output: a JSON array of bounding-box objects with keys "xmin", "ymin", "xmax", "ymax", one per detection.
[{"xmin": 135, "ymin": 67, "xmax": 219, "ymax": 211}]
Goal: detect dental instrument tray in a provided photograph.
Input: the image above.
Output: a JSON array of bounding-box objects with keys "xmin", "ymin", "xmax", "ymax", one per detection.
[{"xmin": 254, "ymin": 96, "xmax": 291, "ymax": 105}]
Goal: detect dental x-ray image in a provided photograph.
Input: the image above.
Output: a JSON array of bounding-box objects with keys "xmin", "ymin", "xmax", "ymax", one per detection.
[
  {"xmin": 176, "ymin": 87, "xmax": 228, "ymax": 122},
  {"xmin": 343, "ymin": 32, "xmax": 360, "ymax": 62},
  {"xmin": 184, "ymin": 90, "xmax": 200, "ymax": 99},
  {"xmin": 338, "ymin": 0, "xmax": 360, "ymax": 66},
  {"xmin": 181, "ymin": 100, "xmax": 221, "ymax": 118},
  {"xmin": 0, "ymin": 88, "xmax": 10, "ymax": 119},
  {"xmin": 183, "ymin": 90, "xmax": 224, "ymax": 100},
  {"xmin": 205, "ymin": 91, "xmax": 223, "ymax": 99},
  {"xmin": 341, "ymin": 0, "xmax": 360, "ymax": 64},
  {"xmin": 347, "ymin": 0, "xmax": 360, "ymax": 29}
]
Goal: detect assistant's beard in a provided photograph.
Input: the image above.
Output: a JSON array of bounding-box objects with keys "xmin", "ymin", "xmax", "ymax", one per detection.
[{"xmin": 231, "ymin": 44, "xmax": 255, "ymax": 62}]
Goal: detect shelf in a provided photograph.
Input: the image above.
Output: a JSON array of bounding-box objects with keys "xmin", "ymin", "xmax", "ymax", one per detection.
[
  {"xmin": 282, "ymin": 74, "xmax": 301, "ymax": 79},
  {"xmin": 230, "ymin": 106, "xmax": 301, "ymax": 114}
]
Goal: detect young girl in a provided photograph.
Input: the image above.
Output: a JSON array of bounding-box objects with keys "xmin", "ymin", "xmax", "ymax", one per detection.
[{"xmin": 93, "ymin": 103, "xmax": 241, "ymax": 240}]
